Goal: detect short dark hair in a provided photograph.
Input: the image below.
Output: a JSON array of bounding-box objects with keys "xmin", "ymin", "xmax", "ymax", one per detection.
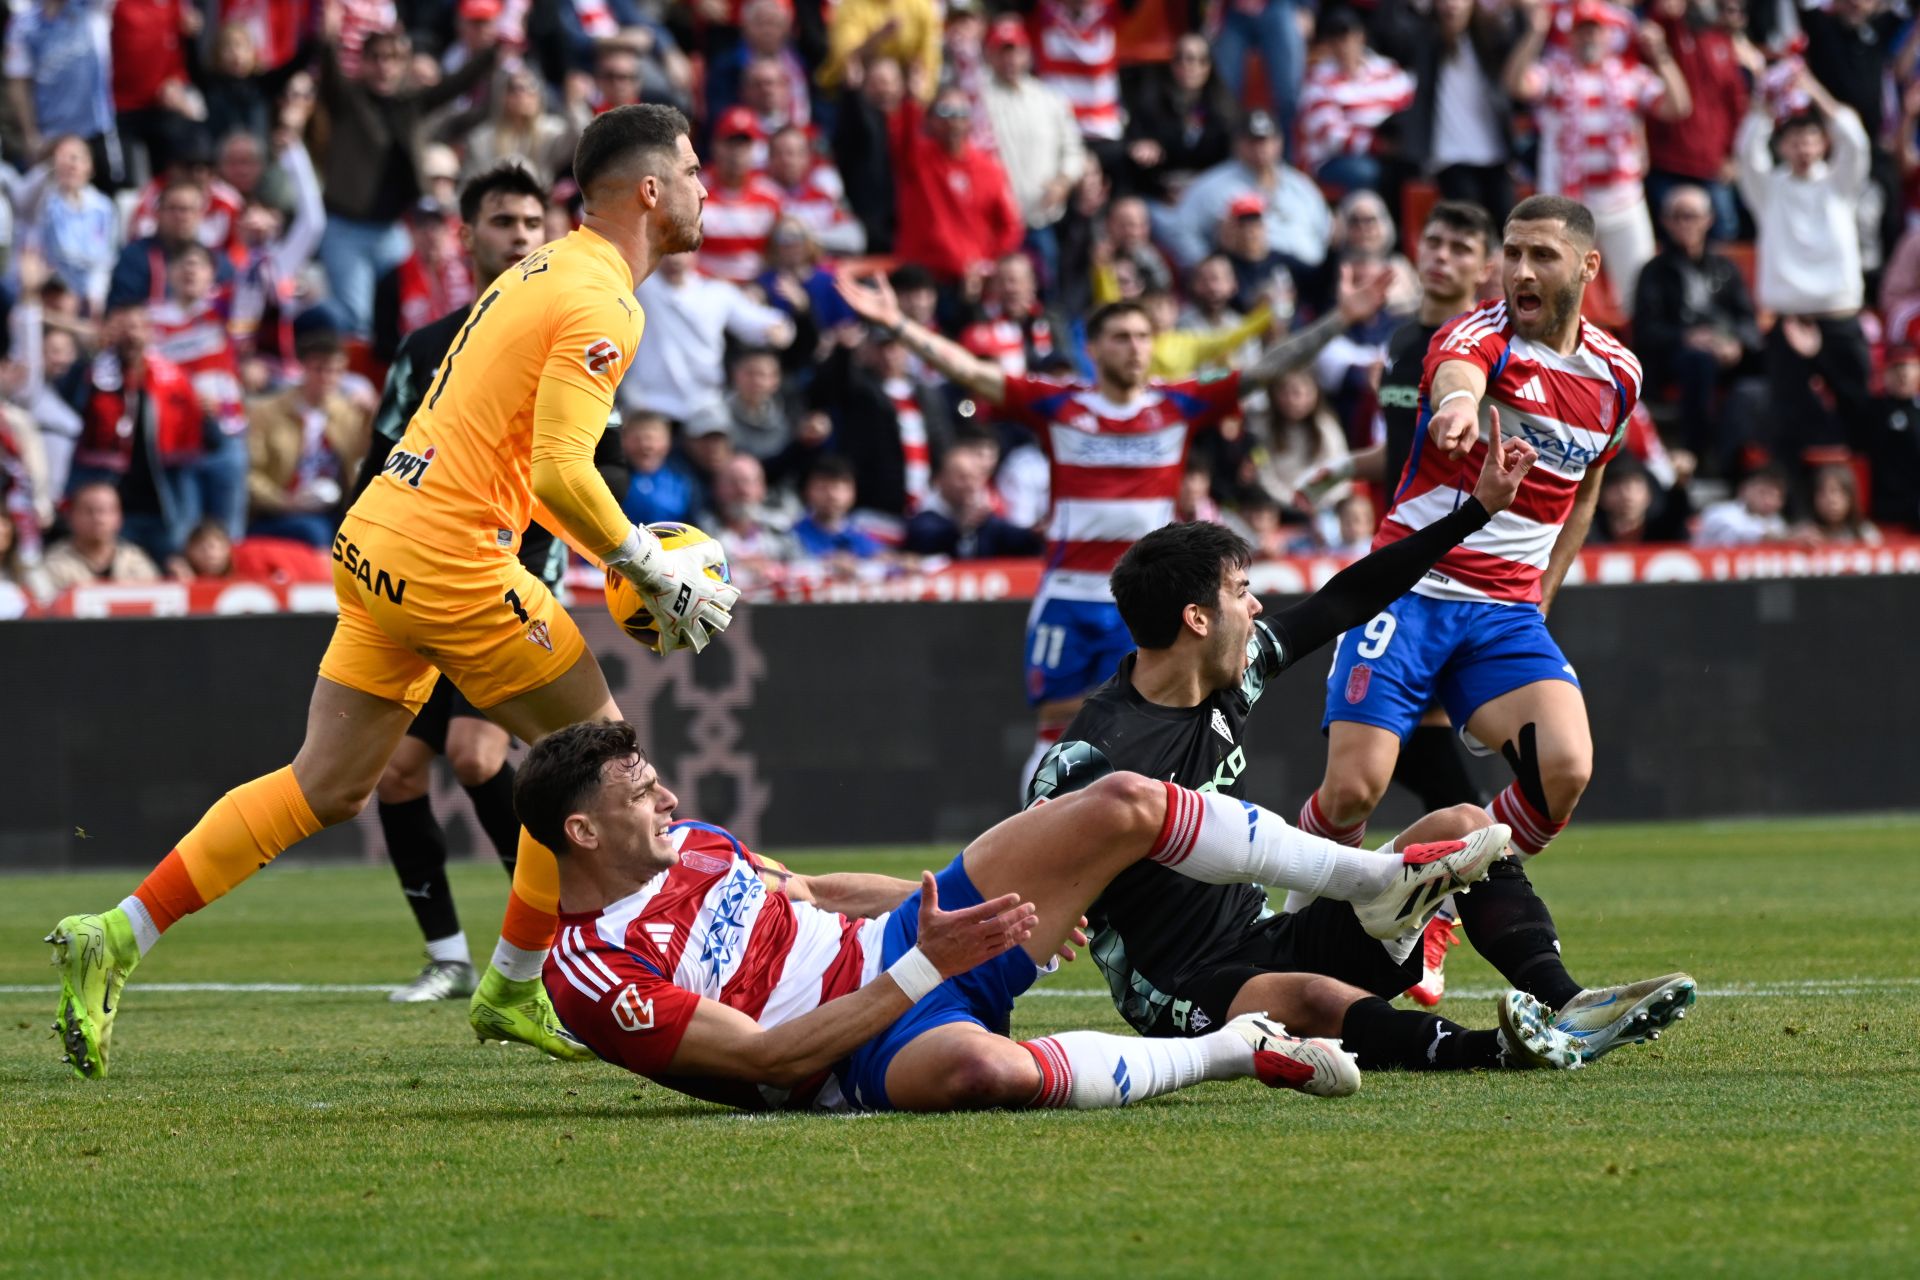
[
  {"xmin": 1425, "ymin": 199, "xmax": 1496, "ymax": 252},
  {"xmin": 574, "ymin": 103, "xmax": 691, "ymax": 195},
  {"xmin": 1087, "ymin": 299, "xmax": 1150, "ymax": 341},
  {"xmin": 1506, "ymin": 194, "xmax": 1596, "ymax": 247},
  {"xmin": 459, "ymin": 161, "xmax": 548, "ymax": 226},
  {"xmin": 166, "ymin": 241, "xmax": 215, "ymax": 269},
  {"xmin": 1109, "ymin": 521, "xmax": 1253, "ymax": 650},
  {"xmin": 515, "ymin": 721, "xmax": 646, "ymax": 853},
  {"xmin": 806, "ymin": 454, "xmax": 857, "ymax": 486}
]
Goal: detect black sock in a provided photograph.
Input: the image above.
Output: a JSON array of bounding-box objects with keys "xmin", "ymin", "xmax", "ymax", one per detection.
[
  {"xmin": 1456, "ymin": 856, "xmax": 1584, "ymax": 1010},
  {"xmin": 1394, "ymin": 723, "xmax": 1483, "ymax": 810},
  {"xmin": 1339, "ymin": 996, "xmax": 1505, "ymax": 1071},
  {"xmin": 379, "ymin": 796, "xmax": 460, "ymax": 943},
  {"xmin": 462, "ymin": 761, "xmax": 520, "ymax": 874}
]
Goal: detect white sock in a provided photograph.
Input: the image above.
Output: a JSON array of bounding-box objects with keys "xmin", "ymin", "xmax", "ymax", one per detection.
[
  {"xmin": 1149, "ymin": 785, "xmax": 1402, "ymax": 902},
  {"xmin": 117, "ymin": 896, "xmax": 160, "ymax": 956},
  {"xmin": 488, "ymin": 937, "xmax": 546, "ymax": 983},
  {"xmin": 1280, "ymin": 889, "xmax": 1316, "ymax": 915},
  {"xmin": 1022, "ymin": 1028, "xmax": 1254, "ymax": 1109},
  {"xmin": 426, "ymin": 931, "xmax": 470, "ymax": 966}
]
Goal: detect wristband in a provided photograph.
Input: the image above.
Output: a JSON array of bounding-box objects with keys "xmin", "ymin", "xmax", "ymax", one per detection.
[
  {"xmin": 886, "ymin": 946, "xmax": 943, "ymax": 1003},
  {"xmin": 1436, "ymin": 389, "xmax": 1477, "ymax": 411}
]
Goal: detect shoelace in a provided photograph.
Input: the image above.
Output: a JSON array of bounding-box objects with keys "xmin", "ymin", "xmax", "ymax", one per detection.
[{"xmin": 1422, "ymin": 916, "xmax": 1463, "ymax": 970}]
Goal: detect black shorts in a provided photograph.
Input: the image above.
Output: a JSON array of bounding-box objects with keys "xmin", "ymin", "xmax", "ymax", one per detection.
[
  {"xmin": 403, "ymin": 676, "xmax": 487, "ymax": 755},
  {"xmin": 1139, "ymin": 899, "xmax": 1423, "ymax": 1038}
]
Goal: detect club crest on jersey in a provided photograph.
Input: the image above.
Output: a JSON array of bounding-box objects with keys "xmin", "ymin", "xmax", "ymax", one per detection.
[
  {"xmin": 583, "ymin": 339, "xmax": 621, "ymax": 376},
  {"xmin": 680, "ymin": 849, "xmax": 729, "ymax": 875},
  {"xmin": 1210, "ymin": 708, "xmax": 1234, "ymax": 744},
  {"xmin": 525, "ymin": 619, "xmax": 552, "ymax": 651},
  {"xmin": 611, "ymin": 983, "xmax": 655, "ymax": 1032},
  {"xmin": 1346, "ymin": 663, "xmax": 1373, "ymax": 705},
  {"xmin": 381, "ymin": 445, "xmax": 436, "ymax": 489}
]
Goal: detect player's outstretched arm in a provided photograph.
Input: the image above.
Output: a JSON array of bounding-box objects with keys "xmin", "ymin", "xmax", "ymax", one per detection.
[
  {"xmin": 784, "ymin": 872, "xmax": 921, "ymax": 917},
  {"xmin": 1264, "ymin": 406, "xmax": 1538, "ymax": 665},
  {"xmin": 834, "ymin": 269, "xmax": 1008, "ymax": 405},
  {"xmin": 666, "ymin": 875, "xmax": 1038, "ymax": 1087},
  {"xmin": 1427, "ymin": 357, "xmax": 1491, "ymax": 459},
  {"xmin": 1241, "ymin": 261, "xmax": 1392, "ymax": 390}
]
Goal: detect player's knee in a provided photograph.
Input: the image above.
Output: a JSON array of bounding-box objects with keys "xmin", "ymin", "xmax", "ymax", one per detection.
[
  {"xmin": 1086, "ymin": 770, "xmax": 1164, "ymax": 838},
  {"xmin": 303, "ymin": 779, "xmax": 374, "ymax": 827},
  {"xmin": 1537, "ymin": 754, "xmax": 1591, "ymax": 820},
  {"xmin": 1318, "ymin": 771, "xmax": 1389, "ymax": 826},
  {"xmin": 376, "ymin": 759, "xmax": 430, "ymax": 805},
  {"xmin": 1435, "ymin": 802, "xmax": 1494, "ymax": 840},
  {"xmin": 447, "ymin": 745, "xmax": 503, "ymax": 788},
  {"xmin": 934, "ymin": 1045, "xmax": 1037, "ymax": 1110}
]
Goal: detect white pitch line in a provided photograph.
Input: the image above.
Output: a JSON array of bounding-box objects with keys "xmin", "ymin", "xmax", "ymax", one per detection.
[{"xmin": 0, "ymin": 977, "xmax": 1917, "ymax": 998}]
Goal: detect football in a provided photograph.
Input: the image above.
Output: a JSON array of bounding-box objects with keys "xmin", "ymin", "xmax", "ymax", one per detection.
[{"xmin": 604, "ymin": 522, "xmax": 732, "ymax": 654}]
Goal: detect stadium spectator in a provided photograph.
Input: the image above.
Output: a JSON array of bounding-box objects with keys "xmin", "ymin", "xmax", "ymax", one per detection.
[
  {"xmin": 109, "ymin": 0, "xmax": 196, "ymax": 176},
  {"xmin": 1322, "ymin": 190, "xmax": 1419, "ymax": 316},
  {"xmin": 820, "ymin": 0, "xmax": 942, "ymax": 102},
  {"xmin": 23, "ymin": 135, "xmax": 117, "ymax": 315},
  {"xmin": 1090, "ymin": 195, "xmax": 1174, "ymax": 302},
  {"xmin": 6, "ymin": 0, "xmax": 117, "ymax": 184},
  {"xmin": 793, "ymin": 453, "xmax": 886, "ymax": 565},
  {"xmin": 313, "ymin": 16, "xmax": 499, "ymax": 334},
  {"xmin": 622, "ymin": 251, "xmax": 794, "ymax": 424},
  {"xmin": 808, "ymin": 327, "xmax": 953, "ymax": 516},
  {"xmin": 708, "ymin": 0, "xmax": 812, "ymax": 129},
  {"xmin": 1326, "ymin": 489, "xmax": 1374, "ymax": 554},
  {"xmin": 42, "ymin": 480, "xmax": 163, "ymax": 590},
  {"xmin": 680, "ymin": 408, "xmax": 738, "ymax": 513},
  {"xmin": 181, "ymin": 518, "xmax": 234, "ymax": 579},
  {"xmin": 1217, "ymin": 192, "xmax": 1299, "ymax": 317},
  {"xmin": 458, "ymin": 64, "xmax": 575, "ymax": 182},
  {"xmin": 1369, "ymin": 0, "xmax": 1527, "ymax": 222},
  {"xmin": 1177, "ymin": 254, "xmax": 1266, "ymax": 360},
  {"xmin": 699, "ymin": 106, "xmax": 784, "ymax": 282},
  {"xmin": 373, "ymin": 199, "xmax": 478, "ymax": 365},
  {"xmin": 229, "ymin": 131, "xmax": 327, "ymax": 379},
  {"xmin": 1643, "ymin": 0, "xmax": 1752, "ymax": 241},
  {"xmin": 1247, "ymin": 369, "xmax": 1349, "ymax": 511},
  {"xmin": 1801, "ymin": 0, "xmax": 1900, "ymax": 265},
  {"xmin": 1862, "ymin": 345, "xmax": 1920, "ymax": 531},
  {"xmin": 1633, "ymin": 184, "xmax": 1762, "ymax": 471},
  {"xmin": 0, "ymin": 507, "xmax": 55, "ymax": 600},
  {"xmin": 1119, "ymin": 32, "xmax": 1235, "ymax": 205},
  {"xmin": 125, "ymin": 135, "xmax": 246, "ymax": 248},
  {"xmin": 904, "ymin": 435, "xmax": 1044, "ymax": 558},
  {"xmin": 151, "ymin": 243, "xmax": 250, "ymax": 539},
  {"xmin": 1694, "ymin": 464, "xmax": 1791, "ymax": 546},
  {"xmin": 1029, "ymin": 0, "xmax": 1123, "ymax": 158},
  {"xmin": 890, "ymin": 83, "xmax": 1025, "ymax": 288},
  {"xmin": 698, "ymin": 452, "xmax": 799, "ymax": 588},
  {"xmin": 1295, "ymin": 7, "xmax": 1415, "ymax": 195},
  {"xmin": 737, "ymin": 54, "xmax": 803, "ymax": 140},
  {"xmin": 1504, "ymin": 0, "xmax": 1689, "ymax": 318},
  {"xmin": 1796, "ymin": 463, "xmax": 1881, "ymax": 545},
  {"xmin": 980, "ymin": 15, "xmax": 1086, "ymax": 280},
  {"xmin": 70, "ymin": 301, "xmax": 205, "ymax": 561},
  {"xmin": 761, "ymin": 127, "xmax": 865, "ymax": 255},
  {"xmin": 108, "ymin": 179, "xmax": 236, "ymax": 309},
  {"xmin": 1141, "ymin": 285, "xmax": 1273, "ymax": 380},
  {"xmin": 758, "ymin": 217, "xmax": 857, "ymax": 333},
  {"xmin": 1736, "ymin": 76, "xmax": 1873, "ymax": 456},
  {"xmin": 188, "ymin": 17, "xmax": 312, "ymax": 147},
  {"xmin": 832, "ymin": 55, "xmax": 904, "ymax": 253},
  {"xmin": 244, "ymin": 325, "xmax": 364, "ymax": 547},
  {"xmin": 1165, "ymin": 110, "xmax": 1330, "ymax": 271},
  {"xmin": 721, "ymin": 348, "xmax": 801, "ymax": 462},
  {"xmin": 941, "ymin": 0, "xmax": 993, "ymax": 138},
  {"xmin": 961, "ymin": 254, "xmax": 1071, "ymax": 378},
  {"xmin": 617, "ymin": 410, "xmax": 701, "ymax": 526},
  {"xmin": 1211, "ymin": 0, "xmax": 1304, "ymax": 146},
  {"xmin": 1591, "ymin": 455, "xmax": 1691, "ymax": 544}
]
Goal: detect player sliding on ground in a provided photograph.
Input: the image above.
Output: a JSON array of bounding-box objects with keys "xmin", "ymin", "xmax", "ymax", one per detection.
[
  {"xmin": 523, "ymin": 721, "xmax": 1566, "ymax": 1112},
  {"xmin": 45, "ymin": 105, "xmax": 740, "ymax": 1079}
]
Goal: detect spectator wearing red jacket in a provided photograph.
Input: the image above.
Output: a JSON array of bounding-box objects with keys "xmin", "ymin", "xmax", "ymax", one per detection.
[
  {"xmin": 70, "ymin": 302, "xmax": 208, "ymax": 562},
  {"xmin": 889, "ymin": 84, "xmax": 1024, "ymax": 288},
  {"xmin": 1644, "ymin": 0, "xmax": 1752, "ymax": 243}
]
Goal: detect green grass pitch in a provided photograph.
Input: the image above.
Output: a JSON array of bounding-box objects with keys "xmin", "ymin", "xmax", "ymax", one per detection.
[{"xmin": 3, "ymin": 816, "xmax": 1917, "ymax": 1278}]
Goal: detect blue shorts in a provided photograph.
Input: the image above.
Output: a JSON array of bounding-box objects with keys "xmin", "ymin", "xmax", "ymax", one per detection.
[
  {"xmin": 1024, "ymin": 596, "xmax": 1134, "ymax": 706},
  {"xmin": 841, "ymin": 853, "xmax": 1039, "ymax": 1111},
  {"xmin": 1321, "ymin": 593, "xmax": 1580, "ymax": 743}
]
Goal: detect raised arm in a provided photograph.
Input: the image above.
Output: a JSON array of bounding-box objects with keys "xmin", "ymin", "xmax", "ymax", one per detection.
[
  {"xmin": 1638, "ymin": 22, "xmax": 1691, "ymax": 122},
  {"xmin": 1241, "ymin": 262, "xmax": 1391, "ymax": 390},
  {"xmin": 835, "ymin": 268, "xmax": 1008, "ymax": 404}
]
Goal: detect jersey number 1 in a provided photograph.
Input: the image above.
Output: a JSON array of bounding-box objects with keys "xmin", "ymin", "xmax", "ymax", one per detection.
[{"xmin": 427, "ymin": 289, "xmax": 502, "ymax": 411}]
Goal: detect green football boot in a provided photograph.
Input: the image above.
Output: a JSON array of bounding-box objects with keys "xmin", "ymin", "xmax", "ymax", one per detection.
[
  {"xmin": 46, "ymin": 910, "xmax": 140, "ymax": 1079},
  {"xmin": 469, "ymin": 965, "xmax": 596, "ymax": 1062}
]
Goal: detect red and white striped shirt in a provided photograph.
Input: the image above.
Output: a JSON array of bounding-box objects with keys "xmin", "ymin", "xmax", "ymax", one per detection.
[
  {"xmin": 128, "ymin": 177, "xmax": 245, "ymax": 252},
  {"xmin": 1379, "ymin": 302, "xmax": 1640, "ymax": 604},
  {"xmin": 1000, "ymin": 372, "xmax": 1243, "ymax": 602},
  {"xmin": 1534, "ymin": 50, "xmax": 1664, "ymax": 203},
  {"xmin": 1031, "ymin": 1, "xmax": 1122, "ymax": 141},
  {"xmin": 885, "ymin": 376, "xmax": 931, "ymax": 511},
  {"xmin": 697, "ymin": 173, "xmax": 784, "ymax": 282},
  {"xmin": 545, "ymin": 821, "xmax": 886, "ymax": 1111},
  {"xmin": 148, "ymin": 293, "xmax": 247, "ymax": 438},
  {"xmin": 1296, "ymin": 53, "xmax": 1416, "ymax": 175},
  {"xmin": 763, "ymin": 163, "xmax": 863, "ymax": 255}
]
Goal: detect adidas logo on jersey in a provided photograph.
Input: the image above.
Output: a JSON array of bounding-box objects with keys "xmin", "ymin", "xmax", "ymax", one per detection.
[
  {"xmin": 1210, "ymin": 709, "xmax": 1234, "ymax": 744},
  {"xmin": 644, "ymin": 923, "xmax": 674, "ymax": 953},
  {"xmin": 1510, "ymin": 375, "xmax": 1547, "ymax": 405}
]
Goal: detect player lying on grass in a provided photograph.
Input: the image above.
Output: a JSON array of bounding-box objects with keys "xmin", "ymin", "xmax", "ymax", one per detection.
[
  {"xmin": 1029, "ymin": 520, "xmax": 1692, "ymax": 1068},
  {"xmin": 522, "ymin": 721, "xmax": 1572, "ymax": 1112}
]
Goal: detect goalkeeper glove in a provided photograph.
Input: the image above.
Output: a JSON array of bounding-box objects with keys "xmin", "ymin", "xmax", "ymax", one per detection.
[{"xmin": 607, "ymin": 527, "xmax": 742, "ymax": 655}]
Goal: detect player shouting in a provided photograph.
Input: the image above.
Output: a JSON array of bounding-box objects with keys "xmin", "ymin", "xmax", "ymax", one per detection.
[
  {"xmin": 526, "ymin": 720, "xmax": 1534, "ymax": 1112},
  {"xmin": 1298, "ymin": 194, "xmax": 1695, "ymax": 1047},
  {"xmin": 46, "ymin": 106, "xmax": 741, "ymax": 1079},
  {"xmin": 835, "ymin": 265, "xmax": 1391, "ymax": 799}
]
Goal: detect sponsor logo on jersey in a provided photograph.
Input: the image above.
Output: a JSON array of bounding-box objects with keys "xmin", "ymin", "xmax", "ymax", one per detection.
[
  {"xmin": 1196, "ymin": 745, "xmax": 1248, "ymax": 794},
  {"xmin": 1068, "ymin": 433, "xmax": 1182, "ymax": 466},
  {"xmin": 525, "ymin": 619, "xmax": 552, "ymax": 651},
  {"xmin": 381, "ymin": 444, "xmax": 436, "ymax": 489},
  {"xmin": 1346, "ymin": 663, "xmax": 1373, "ymax": 705},
  {"xmin": 1378, "ymin": 384, "xmax": 1419, "ymax": 409},
  {"xmin": 329, "ymin": 534, "xmax": 407, "ymax": 604},
  {"xmin": 583, "ymin": 338, "xmax": 621, "ymax": 376},
  {"xmin": 1507, "ymin": 411, "xmax": 1609, "ymax": 470},
  {"xmin": 697, "ymin": 864, "xmax": 764, "ymax": 983},
  {"xmin": 1210, "ymin": 708, "xmax": 1234, "ymax": 744},
  {"xmin": 611, "ymin": 983, "xmax": 655, "ymax": 1032}
]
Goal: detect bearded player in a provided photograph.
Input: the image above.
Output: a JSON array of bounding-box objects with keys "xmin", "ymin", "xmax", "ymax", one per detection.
[
  {"xmin": 1296, "ymin": 193, "xmax": 1695, "ymax": 1049},
  {"xmin": 836, "ymin": 266, "xmax": 1391, "ymax": 798},
  {"xmin": 527, "ymin": 720, "xmax": 1529, "ymax": 1112},
  {"xmin": 45, "ymin": 105, "xmax": 741, "ymax": 1079}
]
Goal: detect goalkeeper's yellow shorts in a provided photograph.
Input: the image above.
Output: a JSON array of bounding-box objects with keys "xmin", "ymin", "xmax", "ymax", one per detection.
[{"xmin": 318, "ymin": 513, "xmax": 587, "ymax": 712}]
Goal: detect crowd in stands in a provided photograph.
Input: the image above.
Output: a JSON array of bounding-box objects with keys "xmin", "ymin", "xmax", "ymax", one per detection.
[{"xmin": 3, "ymin": 0, "xmax": 1919, "ymax": 604}]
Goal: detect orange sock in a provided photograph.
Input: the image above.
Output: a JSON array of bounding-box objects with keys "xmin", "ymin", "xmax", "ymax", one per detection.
[
  {"xmin": 490, "ymin": 830, "xmax": 560, "ymax": 980},
  {"xmin": 129, "ymin": 767, "xmax": 322, "ymax": 941}
]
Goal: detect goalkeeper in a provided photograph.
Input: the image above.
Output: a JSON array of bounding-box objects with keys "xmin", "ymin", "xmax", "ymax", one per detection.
[{"xmin": 45, "ymin": 104, "xmax": 740, "ymax": 1080}]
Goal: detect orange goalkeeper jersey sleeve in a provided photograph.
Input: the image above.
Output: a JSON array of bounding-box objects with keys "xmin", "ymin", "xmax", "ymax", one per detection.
[{"xmin": 350, "ymin": 227, "xmax": 643, "ymax": 560}]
